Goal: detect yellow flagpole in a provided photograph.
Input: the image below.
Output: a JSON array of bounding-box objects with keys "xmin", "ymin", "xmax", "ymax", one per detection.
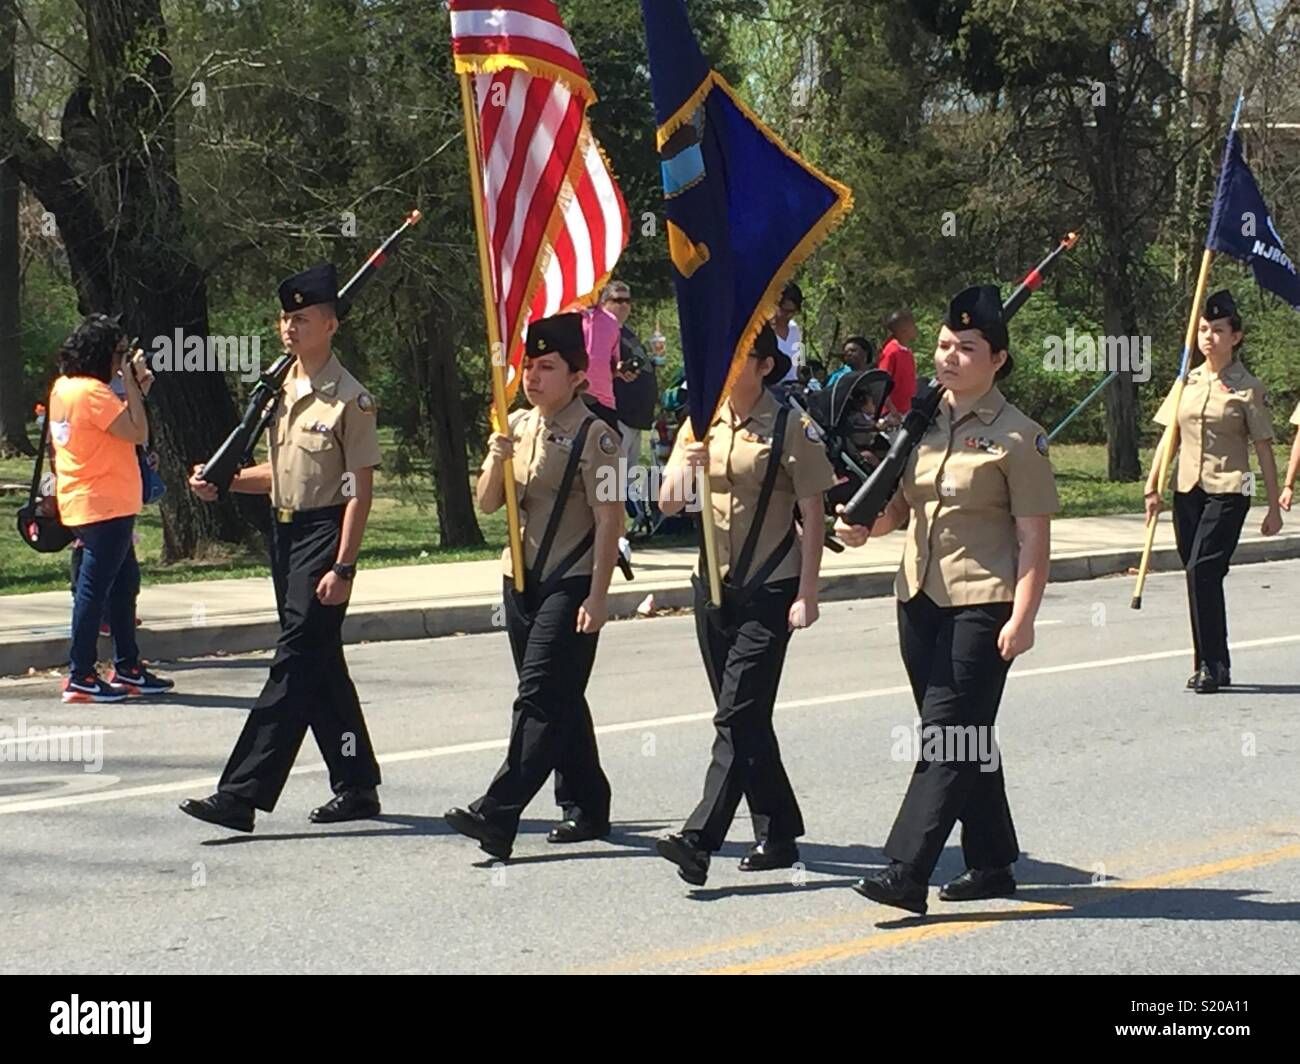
[
  {"xmin": 1131, "ymin": 246, "xmax": 1215, "ymax": 609},
  {"xmin": 458, "ymin": 73, "xmax": 525, "ymax": 592},
  {"xmin": 694, "ymin": 430, "xmax": 723, "ymax": 605}
]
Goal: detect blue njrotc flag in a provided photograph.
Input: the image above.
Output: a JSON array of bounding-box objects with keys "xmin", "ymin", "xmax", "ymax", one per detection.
[
  {"xmin": 640, "ymin": 0, "xmax": 852, "ymax": 436},
  {"xmin": 1207, "ymin": 99, "xmax": 1300, "ymax": 309}
]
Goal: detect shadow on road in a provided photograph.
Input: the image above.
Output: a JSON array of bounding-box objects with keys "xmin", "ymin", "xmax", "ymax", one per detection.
[
  {"xmin": 160, "ymin": 658, "xmax": 270, "ymax": 673},
  {"xmin": 1216, "ymin": 684, "xmax": 1300, "ymax": 695},
  {"xmin": 154, "ymin": 693, "xmax": 257, "ymax": 711},
  {"xmin": 870, "ymin": 885, "xmax": 1300, "ymax": 929}
]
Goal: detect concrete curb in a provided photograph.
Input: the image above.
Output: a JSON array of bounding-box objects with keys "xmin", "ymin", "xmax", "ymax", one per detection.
[{"xmin": 6, "ymin": 536, "xmax": 1300, "ymax": 677}]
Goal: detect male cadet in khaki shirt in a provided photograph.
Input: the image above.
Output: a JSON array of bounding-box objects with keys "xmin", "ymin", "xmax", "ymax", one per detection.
[
  {"xmin": 181, "ymin": 263, "xmax": 384, "ymax": 833},
  {"xmin": 837, "ymin": 284, "xmax": 1058, "ymax": 915},
  {"xmin": 1144, "ymin": 289, "xmax": 1282, "ymax": 693}
]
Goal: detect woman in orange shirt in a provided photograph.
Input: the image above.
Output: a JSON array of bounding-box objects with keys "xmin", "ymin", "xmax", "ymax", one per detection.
[{"xmin": 50, "ymin": 314, "xmax": 173, "ymax": 703}]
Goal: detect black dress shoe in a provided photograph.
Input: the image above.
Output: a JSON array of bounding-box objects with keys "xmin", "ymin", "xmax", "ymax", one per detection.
[
  {"xmin": 939, "ymin": 866, "xmax": 1016, "ymax": 901},
  {"xmin": 179, "ymin": 793, "xmax": 254, "ymax": 833},
  {"xmin": 656, "ymin": 833, "xmax": 710, "ymax": 886},
  {"xmin": 547, "ymin": 818, "xmax": 611, "ymax": 844},
  {"xmin": 852, "ymin": 863, "xmax": 928, "ymax": 915},
  {"xmin": 738, "ymin": 840, "xmax": 800, "ymax": 872},
  {"xmin": 1193, "ymin": 664, "xmax": 1220, "ymax": 694},
  {"xmin": 444, "ymin": 807, "xmax": 513, "ymax": 860},
  {"xmin": 1188, "ymin": 663, "xmax": 1230, "ymax": 691},
  {"xmin": 310, "ymin": 788, "xmax": 380, "ymax": 824}
]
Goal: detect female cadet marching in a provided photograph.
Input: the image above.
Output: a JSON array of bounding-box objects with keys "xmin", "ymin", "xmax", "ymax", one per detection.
[
  {"xmin": 654, "ymin": 324, "xmax": 836, "ymax": 886},
  {"xmin": 1281, "ymin": 399, "xmax": 1300, "ymax": 514},
  {"xmin": 444, "ymin": 313, "xmax": 625, "ymax": 861},
  {"xmin": 836, "ymin": 285, "xmax": 1058, "ymax": 915},
  {"xmin": 1144, "ymin": 289, "xmax": 1282, "ymax": 695}
]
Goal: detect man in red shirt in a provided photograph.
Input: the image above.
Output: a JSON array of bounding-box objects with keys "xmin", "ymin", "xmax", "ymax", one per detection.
[{"xmin": 878, "ymin": 307, "xmax": 919, "ymax": 421}]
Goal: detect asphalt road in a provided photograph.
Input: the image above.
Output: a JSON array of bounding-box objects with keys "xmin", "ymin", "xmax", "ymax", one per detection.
[{"xmin": 2, "ymin": 560, "xmax": 1298, "ymax": 975}]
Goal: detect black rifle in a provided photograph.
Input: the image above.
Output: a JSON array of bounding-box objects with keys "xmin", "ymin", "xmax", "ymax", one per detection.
[
  {"xmin": 840, "ymin": 232, "xmax": 1079, "ymax": 528},
  {"xmin": 199, "ymin": 210, "xmax": 423, "ymax": 491}
]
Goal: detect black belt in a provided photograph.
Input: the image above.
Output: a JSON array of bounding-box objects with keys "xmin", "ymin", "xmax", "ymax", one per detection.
[{"xmin": 273, "ymin": 504, "xmax": 345, "ymax": 525}]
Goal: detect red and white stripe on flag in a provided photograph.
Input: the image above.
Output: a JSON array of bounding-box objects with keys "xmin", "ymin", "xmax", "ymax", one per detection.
[{"xmin": 450, "ymin": 0, "xmax": 628, "ymax": 401}]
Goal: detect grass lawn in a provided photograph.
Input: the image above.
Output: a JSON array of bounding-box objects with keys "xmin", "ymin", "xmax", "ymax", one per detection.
[
  {"xmin": 2, "ymin": 436, "xmax": 1293, "ymax": 596},
  {"xmin": 0, "ymin": 429, "xmax": 508, "ymax": 596}
]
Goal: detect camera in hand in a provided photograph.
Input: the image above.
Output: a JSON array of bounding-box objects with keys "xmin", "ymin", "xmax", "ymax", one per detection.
[{"xmin": 617, "ymin": 351, "xmax": 647, "ymax": 376}]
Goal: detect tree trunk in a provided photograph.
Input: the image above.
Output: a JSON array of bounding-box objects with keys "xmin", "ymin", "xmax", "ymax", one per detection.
[
  {"xmin": 1187, "ymin": 0, "xmax": 1237, "ymax": 262},
  {"xmin": 1171, "ymin": 0, "xmax": 1199, "ymax": 289},
  {"xmin": 3, "ymin": 0, "xmax": 256, "ymax": 558},
  {"xmin": 1100, "ymin": 269, "xmax": 1142, "ymax": 482},
  {"xmin": 422, "ymin": 308, "xmax": 483, "ymax": 549},
  {"xmin": 1091, "ymin": 82, "xmax": 1142, "ymax": 481},
  {"xmin": 0, "ymin": 0, "xmax": 30, "ymax": 456}
]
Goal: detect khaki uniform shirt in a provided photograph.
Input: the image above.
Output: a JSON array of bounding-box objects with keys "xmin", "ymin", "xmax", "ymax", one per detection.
[
  {"xmin": 1154, "ymin": 361, "xmax": 1273, "ymax": 495},
  {"xmin": 671, "ymin": 389, "xmax": 837, "ymax": 586},
  {"xmin": 490, "ymin": 397, "xmax": 620, "ymax": 582},
  {"xmin": 896, "ymin": 386, "xmax": 1059, "ymax": 607},
  {"xmin": 269, "ymin": 354, "xmax": 382, "ymax": 511},
  {"xmin": 1289, "ymin": 399, "xmax": 1300, "ymax": 428}
]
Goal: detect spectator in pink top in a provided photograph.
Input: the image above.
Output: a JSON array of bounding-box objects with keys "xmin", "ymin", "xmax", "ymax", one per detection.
[{"xmin": 581, "ymin": 301, "xmax": 621, "ymax": 428}]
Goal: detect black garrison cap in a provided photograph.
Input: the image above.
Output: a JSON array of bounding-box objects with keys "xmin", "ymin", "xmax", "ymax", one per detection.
[
  {"xmin": 945, "ymin": 283, "xmax": 1012, "ymax": 378},
  {"xmin": 525, "ymin": 312, "xmax": 588, "ymax": 371},
  {"xmin": 1204, "ymin": 289, "xmax": 1238, "ymax": 323},
  {"xmin": 751, "ymin": 322, "xmax": 791, "ymax": 386},
  {"xmin": 278, "ymin": 263, "xmax": 339, "ymax": 313}
]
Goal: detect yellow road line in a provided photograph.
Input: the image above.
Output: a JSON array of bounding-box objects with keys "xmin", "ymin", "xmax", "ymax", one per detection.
[
  {"xmin": 573, "ymin": 822, "xmax": 1299, "ymax": 974},
  {"xmin": 705, "ymin": 842, "xmax": 1300, "ymax": 975}
]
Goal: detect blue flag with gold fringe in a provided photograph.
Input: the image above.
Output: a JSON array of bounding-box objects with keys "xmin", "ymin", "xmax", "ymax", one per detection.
[{"xmin": 640, "ymin": 0, "xmax": 853, "ymax": 436}]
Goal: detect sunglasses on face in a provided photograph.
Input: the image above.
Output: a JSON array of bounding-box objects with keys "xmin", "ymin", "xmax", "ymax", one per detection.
[{"xmin": 606, "ymin": 297, "xmax": 631, "ymax": 305}]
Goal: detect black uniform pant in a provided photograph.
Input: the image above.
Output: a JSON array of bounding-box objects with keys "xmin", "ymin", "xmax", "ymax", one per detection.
[
  {"xmin": 884, "ymin": 592, "xmax": 1018, "ymax": 881},
  {"xmin": 471, "ymin": 576, "xmax": 610, "ymax": 837},
  {"xmin": 1172, "ymin": 487, "xmax": 1249, "ymax": 673},
  {"xmin": 683, "ymin": 577, "xmax": 804, "ymax": 851},
  {"xmin": 218, "ymin": 509, "xmax": 380, "ymax": 811}
]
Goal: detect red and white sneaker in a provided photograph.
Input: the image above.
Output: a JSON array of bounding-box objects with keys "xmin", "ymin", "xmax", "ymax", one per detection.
[
  {"xmin": 62, "ymin": 674, "xmax": 128, "ymax": 704},
  {"xmin": 107, "ymin": 665, "xmax": 175, "ymax": 696}
]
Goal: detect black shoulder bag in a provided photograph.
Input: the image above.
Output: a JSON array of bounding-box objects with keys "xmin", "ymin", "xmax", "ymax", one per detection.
[
  {"xmin": 509, "ymin": 416, "xmax": 597, "ymax": 622},
  {"xmin": 16, "ymin": 400, "xmax": 74, "ymax": 553},
  {"xmin": 694, "ymin": 405, "xmax": 795, "ymax": 633}
]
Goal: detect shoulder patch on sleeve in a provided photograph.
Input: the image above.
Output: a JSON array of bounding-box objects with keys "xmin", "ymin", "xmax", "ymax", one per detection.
[
  {"xmin": 802, "ymin": 415, "xmax": 822, "ymax": 443},
  {"xmin": 1035, "ymin": 432, "xmax": 1050, "ymax": 457},
  {"xmin": 597, "ymin": 430, "xmax": 619, "ymax": 456},
  {"xmin": 356, "ymin": 392, "xmax": 375, "ymax": 413}
]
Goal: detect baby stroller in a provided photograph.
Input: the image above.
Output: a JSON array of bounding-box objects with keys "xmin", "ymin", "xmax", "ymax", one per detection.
[{"xmin": 790, "ymin": 368, "xmax": 895, "ymax": 517}]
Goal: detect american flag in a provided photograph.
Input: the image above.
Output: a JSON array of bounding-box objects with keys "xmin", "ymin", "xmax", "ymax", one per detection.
[{"xmin": 450, "ymin": 0, "xmax": 629, "ymax": 399}]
